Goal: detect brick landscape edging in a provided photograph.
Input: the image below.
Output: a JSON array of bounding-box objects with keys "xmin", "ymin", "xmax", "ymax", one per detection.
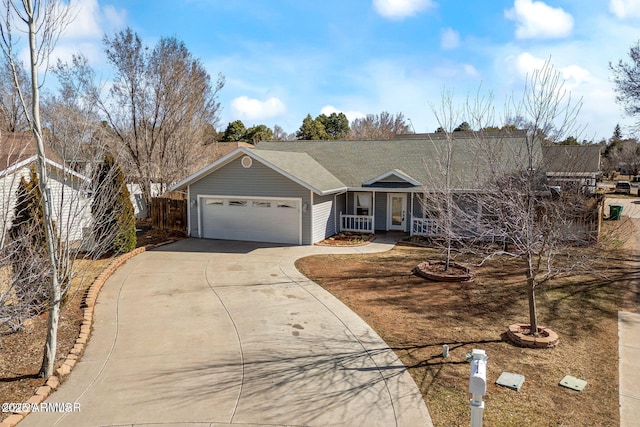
[{"xmin": 1, "ymin": 239, "xmax": 180, "ymax": 427}]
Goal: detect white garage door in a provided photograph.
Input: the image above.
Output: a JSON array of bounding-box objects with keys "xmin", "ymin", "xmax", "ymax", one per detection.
[{"xmin": 200, "ymin": 197, "xmax": 301, "ymax": 244}]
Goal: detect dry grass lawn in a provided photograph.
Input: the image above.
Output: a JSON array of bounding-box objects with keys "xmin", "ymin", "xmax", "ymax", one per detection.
[{"xmin": 296, "ymin": 220, "xmax": 638, "ymax": 426}]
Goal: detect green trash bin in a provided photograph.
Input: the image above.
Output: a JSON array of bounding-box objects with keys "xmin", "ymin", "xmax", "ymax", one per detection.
[{"xmin": 609, "ymin": 204, "xmax": 623, "ymax": 220}]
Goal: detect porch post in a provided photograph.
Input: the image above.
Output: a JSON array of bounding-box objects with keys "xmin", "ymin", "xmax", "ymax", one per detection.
[
  {"xmin": 410, "ymin": 191, "xmax": 414, "ymax": 236},
  {"xmin": 371, "ymin": 191, "xmax": 375, "ymax": 233}
]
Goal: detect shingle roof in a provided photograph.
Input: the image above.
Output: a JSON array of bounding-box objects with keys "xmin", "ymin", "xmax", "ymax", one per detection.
[
  {"xmin": 255, "ymin": 130, "xmax": 537, "ymax": 191},
  {"xmin": 0, "ymin": 132, "xmax": 63, "ymax": 171},
  {"xmin": 0, "ymin": 132, "xmax": 90, "ymax": 182},
  {"xmin": 250, "ymin": 150, "xmax": 346, "ymax": 194},
  {"xmin": 174, "ymin": 131, "xmax": 600, "ymax": 195},
  {"xmin": 542, "ymin": 145, "xmax": 601, "ymax": 175}
]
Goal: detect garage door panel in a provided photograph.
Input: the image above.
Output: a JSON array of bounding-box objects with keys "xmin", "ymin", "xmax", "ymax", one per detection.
[{"xmin": 200, "ymin": 197, "xmax": 300, "ymax": 244}]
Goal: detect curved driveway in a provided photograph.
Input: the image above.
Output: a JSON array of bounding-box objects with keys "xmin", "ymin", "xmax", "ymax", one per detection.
[{"xmin": 21, "ymin": 238, "xmax": 433, "ymax": 426}]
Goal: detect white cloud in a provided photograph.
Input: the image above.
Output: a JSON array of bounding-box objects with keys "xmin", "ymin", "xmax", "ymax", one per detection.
[
  {"xmin": 231, "ymin": 96, "xmax": 286, "ymax": 121},
  {"xmin": 102, "ymin": 5, "xmax": 128, "ymax": 32},
  {"xmin": 464, "ymin": 64, "xmax": 479, "ymax": 77},
  {"xmin": 511, "ymin": 52, "xmax": 590, "ymax": 87},
  {"xmin": 513, "ymin": 52, "xmax": 547, "ymax": 76},
  {"xmin": 61, "ymin": 0, "xmax": 101, "ymax": 39},
  {"xmin": 504, "ymin": 0, "xmax": 574, "ymax": 39},
  {"xmin": 560, "ymin": 65, "xmax": 591, "ymax": 87},
  {"xmin": 440, "ymin": 27, "xmax": 460, "ymax": 50},
  {"xmin": 320, "ymin": 105, "xmax": 366, "ymax": 123},
  {"xmin": 44, "ymin": 0, "xmax": 127, "ymax": 69},
  {"xmin": 610, "ymin": 0, "xmax": 640, "ymax": 19},
  {"xmin": 372, "ymin": 0, "xmax": 436, "ymax": 20}
]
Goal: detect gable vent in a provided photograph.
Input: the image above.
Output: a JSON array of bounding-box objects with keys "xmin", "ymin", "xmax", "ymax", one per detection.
[{"xmin": 241, "ymin": 155, "xmax": 253, "ymax": 168}]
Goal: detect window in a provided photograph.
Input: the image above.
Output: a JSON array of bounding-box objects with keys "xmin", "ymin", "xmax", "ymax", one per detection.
[
  {"xmin": 228, "ymin": 200, "xmax": 247, "ymax": 207},
  {"xmin": 205, "ymin": 199, "xmax": 223, "ymax": 206},
  {"xmin": 277, "ymin": 202, "xmax": 296, "ymax": 209},
  {"xmin": 355, "ymin": 192, "xmax": 371, "ymax": 216},
  {"xmin": 252, "ymin": 201, "xmax": 271, "ymax": 208}
]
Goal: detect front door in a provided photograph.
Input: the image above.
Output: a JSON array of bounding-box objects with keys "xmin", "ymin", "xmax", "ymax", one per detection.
[{"xmin": 388, "ymin": 193, "xmax": 407, "ymax": 231}]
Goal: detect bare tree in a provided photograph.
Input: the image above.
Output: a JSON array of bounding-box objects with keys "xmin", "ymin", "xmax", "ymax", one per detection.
[
  {"xmin": 0, "ymin": 1, "xmax": 137, "ymax": 377},
  {"xmin": 0, "ymin": 0, "xmax": 75, "ymax": 377},
  {"xmin": 0, "ymin": 56, "xmax": 30, "ymax": 131},
  {"xmin": 606, "ymin": 139, "xmax": 640, "ymax": 176},
  {"xmin": 95, "ymin": 28, "xmax": 225, "ymax": 212},
  {"xmin": 349, "ymin": 111, "xmax": 412, "ymax": 140},
  {"xmin": 422, "ymin": 61, "xmax": 591, "ymax": 336},
  {"xmin": 42, "ymin": 54, "xmax": 107, "ymax": 169},
  {"xmin": 425, "ymin": 90, "xmax": 464, "ymax": 270},
  {"xmin": 0, "ymin": 138, "xmax": 134, "ymax": 353},
  {"xmin": 611, "ymin": 40, "xmax": 640, "ymax": 131}
]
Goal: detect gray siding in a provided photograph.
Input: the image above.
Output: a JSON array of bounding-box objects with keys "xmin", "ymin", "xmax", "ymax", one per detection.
[
  {"xmin": 189, "ymin": 157, "xmax": 313, "ymax": 244},
  {"xmin": 312, "ymin": 193, "xmax": 336, "ymax": 243},
  {"xmin": 374, "ymin": 192, "xmax": 387, "ymax": 230}
]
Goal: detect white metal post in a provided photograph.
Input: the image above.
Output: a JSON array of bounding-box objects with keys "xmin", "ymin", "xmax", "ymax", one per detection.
[{"xmin": 469, "ymin": 349, "xmax": 488, "ymax": 427}]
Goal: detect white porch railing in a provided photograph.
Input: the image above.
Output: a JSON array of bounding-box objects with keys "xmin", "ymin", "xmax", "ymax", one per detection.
[
  {"xmin": 340, "ymin": 213, "xmax": 374, "ymax": 233},
  {"xmin": 411, "ymin": 217, "xmax": 443, "ymax": 237}
]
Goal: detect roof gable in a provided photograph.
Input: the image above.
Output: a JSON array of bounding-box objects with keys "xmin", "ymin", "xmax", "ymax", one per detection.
[
  {"xmin": 171, "ymin": 147, "xmax": 346, "ymax": 195},
  {"xmin": 0, "ymin": 156, "xmax": 91, "ymax": 182},
  {"xmin": 363, "ymin": 169, "xmax": 421, "ymax": 187}
]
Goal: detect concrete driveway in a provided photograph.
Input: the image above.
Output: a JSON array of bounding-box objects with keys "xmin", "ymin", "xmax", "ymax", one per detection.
[
  {"xmin": 606, "ymin": 197, "xmax": 640, "ymax": 219},
  {"xmin": 608, "ymin": 197, "xmax": 640, "ymax": 425},
  {"xmin": 21, "ymin": 238, "xmax": 433, "ymax": 427}
]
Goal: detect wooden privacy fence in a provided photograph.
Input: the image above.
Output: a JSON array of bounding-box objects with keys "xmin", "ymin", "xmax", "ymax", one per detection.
[{"xmin": 151, "ymin": 197, "xmax": 187, "ymax": 233}]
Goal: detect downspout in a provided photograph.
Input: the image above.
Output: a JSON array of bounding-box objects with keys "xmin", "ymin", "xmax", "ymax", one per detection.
[{"xmin": 186, "ymin": 186, "xmax": 191, "ymax": 237}]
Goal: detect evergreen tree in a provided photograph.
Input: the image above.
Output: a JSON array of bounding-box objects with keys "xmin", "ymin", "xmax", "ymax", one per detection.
[
  {"xmin": 245, "ymin": 124, "xmax": 274, "ymax": 144},
  {"xmin": 9, "ymin": 168, "xmax": 50, "ymax": 310},
  {"xmin": 612, "ymin": 123, "xmax": 623, "ymax": 141},
  {"xmin": 92, "ymin": 154, "xmax": 136, "ymax": 255},
  {"xmin": 317, "ymin": 112, "xmax": 349, "ymax": 139},
  {"xmin": 454, "ymin": 121, "xmax": 471, "ymax": 132},
  {"xmin": 296, "ymin": 114, "xmax": 328, "ymax": 140},
  {"xmin": 221, "ymin": 120, "xmax": 247, "ymax": 142}
]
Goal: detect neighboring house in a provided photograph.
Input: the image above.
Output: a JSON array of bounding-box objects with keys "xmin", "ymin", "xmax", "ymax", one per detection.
[
  {"xmin": 171, "ymin": 131, "xmax": 599, "ymax": 245},
  {"xmin": 127, "ymin": 182, "xmax": 163, "ymax": 219},
  {"xmin": 0, "ymin": 132, "xmax": 93, "ymax": 248},
  {"xmin": 542, "ymin": 145, "xmax": 601, "ymax": 194}
]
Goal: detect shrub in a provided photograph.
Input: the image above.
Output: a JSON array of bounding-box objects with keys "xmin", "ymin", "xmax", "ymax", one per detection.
[
  {"xmin": 8, "ymin": 168, "xmax": 51, "ymax": 311},
  {"xmin": 92, "ymin": 154, "xmax": 136, "ymax": 255}
]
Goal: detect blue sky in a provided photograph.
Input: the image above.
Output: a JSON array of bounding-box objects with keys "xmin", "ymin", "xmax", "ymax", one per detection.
[{"xmin": 42, "ymin": 0, "xmax": 640, "ymax": 140}]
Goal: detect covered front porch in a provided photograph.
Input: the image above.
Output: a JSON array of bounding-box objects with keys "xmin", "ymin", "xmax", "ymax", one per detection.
[{"xmin": 337, "ymin": 190, "xmax": 442, "ymax": 237}]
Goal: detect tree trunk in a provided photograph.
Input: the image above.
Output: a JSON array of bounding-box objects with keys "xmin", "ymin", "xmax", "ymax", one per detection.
[
  {"xmin": 526, "ymin": 267, "xmax": 539, "ymax": 337},
  {"xmin": 24, "ymin": 1, "xmax": 60, "ymax": 378}
]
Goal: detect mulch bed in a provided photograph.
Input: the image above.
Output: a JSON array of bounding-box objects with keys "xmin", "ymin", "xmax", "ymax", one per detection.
[{"xmin": 316, "ymin": 232, "xmax": 374, "ymax": 246}]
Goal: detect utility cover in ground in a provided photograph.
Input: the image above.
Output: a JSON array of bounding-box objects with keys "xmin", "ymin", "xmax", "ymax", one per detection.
[
  {"xmin": 559, "ymin": 375, "xmax": 587, "ymax": 391},
  {"xmin": 496, "ymin": 372, "xmax": 525, "ymax": 391}
]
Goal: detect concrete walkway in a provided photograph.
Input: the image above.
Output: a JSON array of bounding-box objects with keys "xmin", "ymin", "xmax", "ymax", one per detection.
[
  {"xmin": 607, "ymin": 198, "xmax": 640, "ymax": 426},
  {"xmin": 20, "ymin": 237, "xmax": 433, "ymax": 426}
]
